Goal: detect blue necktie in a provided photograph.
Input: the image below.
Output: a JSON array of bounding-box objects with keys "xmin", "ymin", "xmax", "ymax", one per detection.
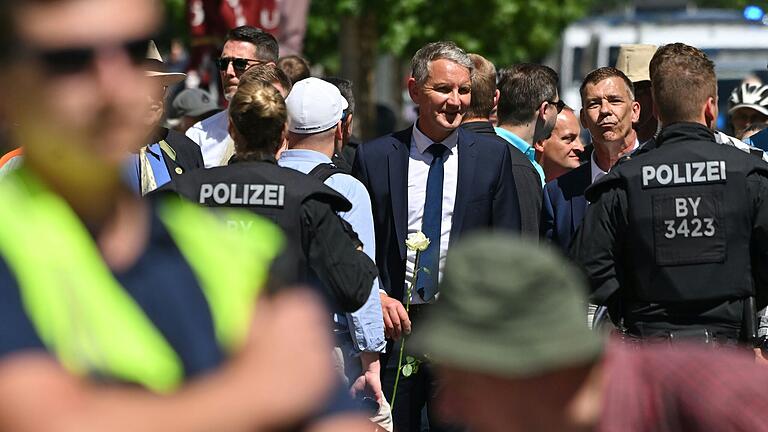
[{"xmin": 416, "ymin": 143, "xmax": 446, "ymax": 302}]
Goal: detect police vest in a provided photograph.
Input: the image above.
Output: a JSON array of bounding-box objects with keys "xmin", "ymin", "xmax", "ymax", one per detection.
[
  {"xmin": 0, "ymin": 169, "xmax": 284, "ymax": 393},
  {"xmin": 171, "ymin": 160, "xmax": 352, "ymax": 275},
  {"xmin": 590, "ymin": 123, "xmax": 768, "ymax": 303}
]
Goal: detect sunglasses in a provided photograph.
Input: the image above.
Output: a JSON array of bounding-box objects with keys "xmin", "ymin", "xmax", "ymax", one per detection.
[
  {"xmin": 546, "ymin": 99, "xmax": 566, "ymax": 113},
  {"xmin": 216, "ymin": 57, "xmax": 263, "ymax": 72},
  {"xmin": 29, "ymin": 37, "xmax": 151, "ymax": 76}
]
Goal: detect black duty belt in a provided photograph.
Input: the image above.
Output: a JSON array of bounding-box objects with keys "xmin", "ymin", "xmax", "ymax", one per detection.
[{"xmin": 618, "ymin": 327, "xmax": 743, "ymax": 349}]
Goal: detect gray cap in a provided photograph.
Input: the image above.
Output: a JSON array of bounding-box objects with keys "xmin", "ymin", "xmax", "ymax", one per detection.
[
  {"xmin": 411, "ymin": 231, "xmax": 603, "ymax": 378},
  {"xmin": 172, "ymin": 88, "xmax": 221, "ymax": 118}
]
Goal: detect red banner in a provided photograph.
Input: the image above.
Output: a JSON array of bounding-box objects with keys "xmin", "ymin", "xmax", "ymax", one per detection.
[{"xmin": 188, "ymin": 0, "xmax": 280, "ymax": 42}]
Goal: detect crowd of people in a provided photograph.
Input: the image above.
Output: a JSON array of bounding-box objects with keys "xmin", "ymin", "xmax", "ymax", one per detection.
[{"xmin": 5, "ymin": 0, "xmax": 768, "ymax": 431}]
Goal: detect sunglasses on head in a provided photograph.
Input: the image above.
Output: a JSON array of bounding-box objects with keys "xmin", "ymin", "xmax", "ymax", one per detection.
[
  {"xmin": 216, "ymin": 57, "xmax": 263, "ymax": 72},
  {"xmin": 29, "ymin": 37, "xmax": 151, "ymax": 76}
]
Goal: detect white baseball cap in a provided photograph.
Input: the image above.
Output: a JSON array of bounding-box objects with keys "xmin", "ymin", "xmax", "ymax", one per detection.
[{"xmin": 286, "ymin": 77, "xmax": 349, "ymax": 134}]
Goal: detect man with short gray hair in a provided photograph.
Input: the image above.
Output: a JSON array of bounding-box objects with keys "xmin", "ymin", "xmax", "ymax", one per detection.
[{"xmin": 354, "ymin": 40, "xmax": 521, "ymax": 432}]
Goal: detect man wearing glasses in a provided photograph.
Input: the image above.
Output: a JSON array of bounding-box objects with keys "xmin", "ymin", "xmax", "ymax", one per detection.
[
  {"xmin": 494, "ymin": 64, "xmax": 563, "ymax": 188},
  {"xmin": 186, "ymin": 26, "xmax": 278, "ymax": 167},
  {"xmin": 541, "ymin": 67, "xmax": 640, "ymax": 253}
]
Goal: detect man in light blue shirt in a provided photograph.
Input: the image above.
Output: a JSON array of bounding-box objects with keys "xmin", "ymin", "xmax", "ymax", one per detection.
[
  {"xmin": 495, "ymin": 126, "xmax": 546, "ymax": 185},
  {"xmin": 279, "ymin": 77, "xmax": 391, "ymax": 430},
  {"xmin": 494, "ymin": 64, "xmax": 564, "ymax": 186}
]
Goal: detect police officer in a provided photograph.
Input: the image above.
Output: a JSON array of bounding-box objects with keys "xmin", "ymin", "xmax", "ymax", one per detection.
[
  {"xmin": 572, "ymin": 43, "xmax": 768, "ymax": 348},
  {"xmin": 170, "ymin": 78, "xmax": 377, "ymax": 312}
]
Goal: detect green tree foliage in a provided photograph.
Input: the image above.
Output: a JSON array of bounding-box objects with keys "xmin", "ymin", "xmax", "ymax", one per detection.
[
  {"xmin": 305, "ymin": 0, "xmax": 596, "ymax": 73},
  {"xmin": 162, "ymin": 0, "xmax": 189, "ymax": 43}
]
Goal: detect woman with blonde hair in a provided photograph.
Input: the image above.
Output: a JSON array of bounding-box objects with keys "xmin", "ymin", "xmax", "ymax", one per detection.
[{"xmin": 170, "ymin": 79, "xmax": 378, "ymax": 315}]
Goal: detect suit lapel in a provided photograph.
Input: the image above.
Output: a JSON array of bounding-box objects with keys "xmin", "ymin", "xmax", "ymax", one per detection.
[
  {"xmin": 389, "ymin": 128, "xmax": 411, "ymax": 259},
  {"xmin": 570, "ymin": 164, "xmax": 591, "ymax": 233},
  {"xmin": 451, "ymin": 128, "xmax": 477, "ymax": 240},
  {"xmin": 571, "ymin": 194, "xmax": 587, "ymax": 234}
]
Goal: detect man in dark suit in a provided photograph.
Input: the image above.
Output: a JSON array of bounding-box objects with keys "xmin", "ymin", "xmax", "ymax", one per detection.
[
  {"xmin": 541, "ymin": 67, "xmax": 639, "ymax": 253},
  {"xmin": 353, "ymin": 41, "xmax": 521, "ymax": 432},
  {"xmin": 541, "ymin": 161, "xmax": 591, "ymax": 254},
  {"xmin": 460, "ymin": 53, "xmax": 542, "ymax": 238}
]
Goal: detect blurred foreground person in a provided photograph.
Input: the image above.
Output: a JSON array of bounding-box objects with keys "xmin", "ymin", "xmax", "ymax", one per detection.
[
  {"xmin": 413, "ymin": 232, "xmax": 768, "ymax": 432},
  {"xmin": 0, "ymin": 0, "xmax": 368, "ymax": 430},
  {"xmin": 0, "ymin": 147, "xmax": 23, "ymax": 179},
  {"xmin": 572, "ymin": 43, "xmax": 768, "ymax": 348},
  {"xmin": 169, "ymin": 78, "xmax": 376, "ymax": 313}
]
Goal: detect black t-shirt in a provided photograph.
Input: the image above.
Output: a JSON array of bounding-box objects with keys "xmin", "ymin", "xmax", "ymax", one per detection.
[
  {"xmin": 0, "ymin": 199, "xmax": 223, "ymax": 377},
  {"xmin": 0, "ymin": 196, "xmax": 359, "ymax": 418}
]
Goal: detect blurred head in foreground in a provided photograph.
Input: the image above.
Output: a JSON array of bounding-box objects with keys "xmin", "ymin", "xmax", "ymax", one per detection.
[
  {"xmin": 0, "ymin": 0, "xmax": 159, "ymax": 193},
  {"xmin": 411, "ymin": 232, "xmax": 604, "ymax": 432}
]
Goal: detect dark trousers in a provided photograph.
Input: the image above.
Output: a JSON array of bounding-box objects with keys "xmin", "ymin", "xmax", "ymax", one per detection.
[{"xmin": 381, "ymin": 305, "xmax": 464, "ymax": 432}]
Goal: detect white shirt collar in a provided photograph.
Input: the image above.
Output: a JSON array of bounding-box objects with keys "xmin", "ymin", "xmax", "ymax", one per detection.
[
  {"xmin": 412, "ymin": 122, "xmax": 459, "ymax": 155},
  {"xmin": 590, "ymin": 138, "xmax": 639, "ymax": 184}
]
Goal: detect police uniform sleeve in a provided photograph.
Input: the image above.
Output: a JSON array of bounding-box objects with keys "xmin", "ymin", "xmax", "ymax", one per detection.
[
  {"xmin": 301, "ymin": 199, "xmax": 378, "ymax": 312},
  {"xmin": 570, "ymin": 180, "xmax": 629, "ymax": 305},
  {"xmin": 748, "ymin": 171, "xmax": 768, "ymax": 310}
]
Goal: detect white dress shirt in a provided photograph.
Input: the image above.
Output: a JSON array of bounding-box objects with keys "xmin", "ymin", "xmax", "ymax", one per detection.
[
  {"xmin": 589, "ymin": 139, "xmax": 639, "ymax": 185},
  {"xmin": 405, "ymin": 124, "xmax": 459, "ymax": 305},
  {"xmin": 184, "ymin": 110, "xmax": 233, "ymax": 168}
]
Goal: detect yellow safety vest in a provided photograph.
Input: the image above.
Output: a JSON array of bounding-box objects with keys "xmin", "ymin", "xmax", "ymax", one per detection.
[{"xmin": 0, "ymin": 169, "xmax": 284, "ymax": 393}]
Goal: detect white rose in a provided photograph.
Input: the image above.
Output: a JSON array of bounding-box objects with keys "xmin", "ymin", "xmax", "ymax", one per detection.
[{"xmin": 406, "ymin": 231, "xmax": 430, "ymax": 252}]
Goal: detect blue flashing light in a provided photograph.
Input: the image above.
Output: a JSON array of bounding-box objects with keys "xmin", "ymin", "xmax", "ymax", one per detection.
[{"xmin": 744, "ymin": 5, "xmax": 764, "ymax": 21}]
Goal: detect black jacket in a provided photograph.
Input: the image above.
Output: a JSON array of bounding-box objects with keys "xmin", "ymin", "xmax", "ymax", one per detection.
[
  {"xmin": 460, "ymin": 121, "xmax": 542, "ymax": 237},
  {"xmin": 166, "ymin": 158, "xmax": 377, "ymax": 312},
  {"xmin": 151, "ymin": 128, "xmax": 205, "ymax": 184},
  {"xmin": 573, "ymin": 122, "xmax": 768, "ymax": 337}
]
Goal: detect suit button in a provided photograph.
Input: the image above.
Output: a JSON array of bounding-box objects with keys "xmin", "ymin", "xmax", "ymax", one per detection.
[{"xmin": 175, "ymin": 167, "xmax": 183, "ymax": 174}]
